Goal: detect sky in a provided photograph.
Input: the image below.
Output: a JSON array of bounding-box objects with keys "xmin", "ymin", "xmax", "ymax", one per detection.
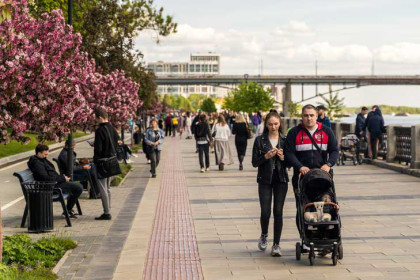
[{"xmin": 134, "ymin": 0, "xmax": 420, "ymax": 107}]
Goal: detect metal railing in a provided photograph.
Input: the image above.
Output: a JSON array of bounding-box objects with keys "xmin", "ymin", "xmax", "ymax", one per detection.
[{"xmin": 395, "ymin": 127, "xmax": 411, "ymax": 165}]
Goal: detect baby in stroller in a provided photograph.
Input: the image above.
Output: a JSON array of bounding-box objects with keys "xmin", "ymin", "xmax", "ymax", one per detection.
[
  {"xmin": 304, "ymin": 192, "xmax": 338, "ymax": 223},
  {"xmin": 296, "ymin": 169, "xmax": 343, "ymax": 265}
]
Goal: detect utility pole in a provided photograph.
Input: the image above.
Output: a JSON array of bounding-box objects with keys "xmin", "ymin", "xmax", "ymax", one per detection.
[{"xmin": 66, "ymin": 0, "xmax": 74, "ymax": 180}]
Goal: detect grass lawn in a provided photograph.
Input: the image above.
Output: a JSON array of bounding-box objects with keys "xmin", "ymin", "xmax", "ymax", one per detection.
[{"xmin": 0, "ymin": 131, "xmax": 89, "ymax": 159}]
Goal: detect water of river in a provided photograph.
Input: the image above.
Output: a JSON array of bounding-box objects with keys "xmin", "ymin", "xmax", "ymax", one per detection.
[{"xmin": 339, "ymin": 115, "xmax": 420, "ymax": 126}]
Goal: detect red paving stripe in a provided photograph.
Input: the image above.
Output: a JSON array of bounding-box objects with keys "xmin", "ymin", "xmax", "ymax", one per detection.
[{"xmin": 143, "ymin": 138, "xmax": 204, "ymax": 280}]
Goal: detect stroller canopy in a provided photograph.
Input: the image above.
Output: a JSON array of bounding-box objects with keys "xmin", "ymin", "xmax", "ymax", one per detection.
[{"xmin": 301, "ymin": 169, "xmax": 334, "ymax": 202}]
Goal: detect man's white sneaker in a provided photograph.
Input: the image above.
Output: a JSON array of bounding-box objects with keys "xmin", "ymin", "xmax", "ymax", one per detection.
[
  {"xmin": 205, "ymin": 167, "xmax": 210, "ymax": 172},
  {"xmin": 271, "ymin": 244, "xmax": 282, "ymax": 257},
  {"xmin": 200, "ymin": 168, "xmax": 205, "ymax": 173},
  {"xmin": 126, "ymin": 159, "xmax": 133, "ymax": 163},
  {"xmin": 132, "ymin": 154, "xmax": 138, "ymax": 158},
  {"xmin": 147, "ymin": 160, "xmax": 151, "ymax": 164},
  {"xmin": 258, "ymin": 235, "xmax": 268, "ymax": 251}
]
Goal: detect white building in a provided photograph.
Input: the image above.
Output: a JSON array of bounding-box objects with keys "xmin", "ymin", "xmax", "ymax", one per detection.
[{"xmin": 147, "ymin": 53, "xmax": 227, "ymax": 97}]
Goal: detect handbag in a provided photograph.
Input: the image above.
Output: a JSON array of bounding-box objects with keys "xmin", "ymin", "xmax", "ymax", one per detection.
[
  {"xmin": 97, "ymin": 126, "xmax": 122, "ymax": 179},
  {"xmin": 246, "ymin": 123, "xmax": 253, "ymax": 139}
]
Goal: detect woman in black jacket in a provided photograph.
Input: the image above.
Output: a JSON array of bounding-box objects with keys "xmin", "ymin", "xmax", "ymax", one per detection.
[
  {"xmin": 194, "ymin": 114, "xmax": 213, "ymax": 172},
  {"xmin": 232, "ymin": 114, "xmax": 249, "ymax": 170},
  {"xmin": 252, "ymin": 111, "xmax": 288, "ymax": 257}
]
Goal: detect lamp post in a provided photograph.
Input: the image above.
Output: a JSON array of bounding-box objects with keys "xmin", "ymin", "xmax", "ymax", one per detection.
[{"xmin": 66, "ymin": 0, "xmax": 74, "ymax": 180}]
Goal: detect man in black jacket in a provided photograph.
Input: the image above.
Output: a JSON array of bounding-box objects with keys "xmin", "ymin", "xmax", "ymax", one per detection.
[
  {"xmin": 93, "ymin": 108, "xmax": 120, "ymax": 220},
  {"xmin": 355, "ymin": 106, "xmax": 368, "ymax": 163},
  {"xmin": 284, "ymin": 104, "xmax": 339, "ymax": 239},
  {"xmin": 28, "ymin": 144, "xmax": 83, "ymax": 218}
]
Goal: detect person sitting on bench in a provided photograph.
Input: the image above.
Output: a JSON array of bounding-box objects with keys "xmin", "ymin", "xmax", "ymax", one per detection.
[
  {"xmin": 58, "ymin": 139, "xmax": 100, "ymax": 194},
  {"xmin": 28, "ymin": 144, "xmax": 83, "ymax": 219}
]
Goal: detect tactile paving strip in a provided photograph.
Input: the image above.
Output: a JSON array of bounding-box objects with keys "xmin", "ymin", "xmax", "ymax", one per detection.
[{"xmin": 143, "ymin": 139, "xmax": 204, "ymax": 280}]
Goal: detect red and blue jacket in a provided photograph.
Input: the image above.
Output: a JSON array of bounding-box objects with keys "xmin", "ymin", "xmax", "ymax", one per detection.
[{"xmin": 284, "ymin": 122, "xmax": 339, "ymax": 174}]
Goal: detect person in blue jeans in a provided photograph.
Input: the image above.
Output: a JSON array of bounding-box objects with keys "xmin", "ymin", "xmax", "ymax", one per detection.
[
  {"xmin": 252, "ymin": 111, "xmax": 289, "ymax": 257},
  {"xmin": 144, "ymin": 118, "xmax": 165, "ymax": 178}
]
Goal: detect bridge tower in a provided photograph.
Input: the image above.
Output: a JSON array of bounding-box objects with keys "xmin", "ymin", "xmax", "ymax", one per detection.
[{"xmin": 282, "ymin": 82, "xmax": 292, "ymax": 116}]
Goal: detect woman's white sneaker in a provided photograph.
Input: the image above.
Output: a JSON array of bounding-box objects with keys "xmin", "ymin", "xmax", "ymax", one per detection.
[
  {"xmin": 271, "ymin": 244, "xmax": 282, "ymax": 257},
  {"xmin": 258, "ymin": 235, "xmax": 268, "ymax": 251}
]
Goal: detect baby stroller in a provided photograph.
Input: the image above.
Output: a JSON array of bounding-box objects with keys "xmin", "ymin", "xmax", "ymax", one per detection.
[
  {"xmin": 295, "ymin": 169, "xmax": 343, "ymax": 266},
  {"xmin": 337, "ymin": 134, "xmax": 359, "ymax": 166}
]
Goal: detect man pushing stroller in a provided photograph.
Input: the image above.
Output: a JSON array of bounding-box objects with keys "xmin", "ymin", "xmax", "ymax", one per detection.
[{"xmin": 284, "ymin": 104, "xmax": 339, "ymax": 249}]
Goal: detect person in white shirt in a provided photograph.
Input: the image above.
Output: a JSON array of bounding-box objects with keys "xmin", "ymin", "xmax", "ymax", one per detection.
[
  {"xmin": 185, "ymin": 112, "xmax": 192, "ymax": 139},
  {"xmin": 212, "ymin": 115, "xmax": 234, "ymax": 171}
]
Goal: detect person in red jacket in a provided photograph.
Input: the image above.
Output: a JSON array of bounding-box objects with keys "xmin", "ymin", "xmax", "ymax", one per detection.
[{"xmin": 284, "ymin": 104, "xmax": 339, "ymax": 241}]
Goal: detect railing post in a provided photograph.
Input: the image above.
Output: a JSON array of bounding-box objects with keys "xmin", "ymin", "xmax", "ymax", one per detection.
[
  {"xmin": 411, "ymin": 125, "xmax": 420, "ymax": 169},
  {"xmin": 386, "ymin": 125, "xmax": 397, "ymax": 163}
]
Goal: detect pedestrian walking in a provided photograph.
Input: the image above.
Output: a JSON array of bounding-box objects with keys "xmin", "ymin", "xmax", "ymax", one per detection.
[
  {"xmin": 355, "ymin": 106, "xmax": 368, "ymax": 163},
  {"xmin": 144, "ymin": 118, "xmax": 165, "ymax": 178},
  {"xmin": 194, "ymin": 114, "xmax": 213, "ymax": 172},
  {"xmin": 185, "ymin": 112, "xmax": 192, "ymax": 139},
  {"xmin": 212, "ymin": 115, "xmax": 234, "ymax": 171},
  {"xmin": 165, "ymin": 114, "xmax": 172, "ymax": 136},
  {"xmin": 366, "ymin": 106, "xmax": 386, "ymax": 159},
  {"xmin": 316, "ymin": 105, "xmax": 331, "ymax": 128},
  {"xmin": 252, "ymin": 111, "xmax": 289, "ymax": 257},
  {"xmin": 284, "ymin": 104, "xmax": 339, "ymax": 243},
  {"xmin": 232, "ymin": 114, "xmax": 248, "ymax": 170},
  {"xmin": 93, "ymin": 108, "xmax": 121, "ymax": 220},
  {"xmin": 172, "ymin": 114, "xmax": 178, "ymax": 137}
]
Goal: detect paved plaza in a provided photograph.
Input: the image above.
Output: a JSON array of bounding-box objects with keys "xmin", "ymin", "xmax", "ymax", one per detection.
[{"xmin": 2, "ymin": 137, "xmax": 420, "ymax": 279}]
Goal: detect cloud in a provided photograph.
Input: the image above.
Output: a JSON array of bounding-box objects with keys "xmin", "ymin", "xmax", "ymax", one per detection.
[
  {"xmin": 135, "ymin": 22, "xmax": 420, "ymax": 75},
  {"xmin": 273, "ymin": 21, "xmax": 315, "ymax": 36},
  {"xmin": 375, "ymin": 43, "xmax": 420, "ymax": 63}
]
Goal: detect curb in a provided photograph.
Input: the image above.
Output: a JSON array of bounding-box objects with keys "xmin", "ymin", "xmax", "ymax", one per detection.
[
  {"xmin": 371, "ymin": 160, "xmax": 420, "ymax": 178},
  {"xmin": 0, "ymin": 134, "xmax": 94, "ymax": 169},
  {"xmin": 52, "ymin": 249, "xmax": 73, "ymax": 275}
]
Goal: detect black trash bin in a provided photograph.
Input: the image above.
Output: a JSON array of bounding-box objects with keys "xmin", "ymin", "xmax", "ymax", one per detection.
[{"xmin": 23, "ymin": 182, "xmax": 55, "ymax": 233}]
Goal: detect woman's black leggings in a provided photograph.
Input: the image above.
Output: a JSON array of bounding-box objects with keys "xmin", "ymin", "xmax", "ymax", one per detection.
[{"xmin": 258, "ymin": 172, "xmax": 288, "ymax": 244}]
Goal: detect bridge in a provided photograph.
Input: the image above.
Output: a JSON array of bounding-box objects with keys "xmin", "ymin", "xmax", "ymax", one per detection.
[{"xmin": 155, "ymin": 75, "xmax": 420, "ymax": 115}]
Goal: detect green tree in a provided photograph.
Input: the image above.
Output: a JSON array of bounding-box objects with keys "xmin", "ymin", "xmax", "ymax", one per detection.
[
  {"xmin": 31, "ymin": 0, "xmax": 177, "ymax": 113},
  {"xmin": 187, "ymin": 94, "xmax": 206, "ymax": 111},
  {"xmin": 317, "ymin": 85, "xmax": 345, "ymax": 120},
  {"xmin": 222, "ymin": 92, "xmax": 237, "ymax": 111},
  {"xmin": 201, "ymin": 98, "xmax": 217, "ymax": 113},
  {"xmin": 288, "ymin": 101, "xmax": 301, "ymax": 117},
  {"xmin": 228, "ymin": 82, "xmax": 274, "ymax": 113}
]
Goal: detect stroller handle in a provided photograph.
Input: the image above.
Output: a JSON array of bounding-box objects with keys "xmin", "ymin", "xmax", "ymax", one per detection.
[{"xmin": 303, "ymin": 201, "xmax": 340, "ymax": 212}]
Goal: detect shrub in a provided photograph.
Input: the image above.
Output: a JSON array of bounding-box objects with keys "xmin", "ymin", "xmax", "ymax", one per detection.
[
  {"xmin": 111, "ymin": 163, "xmax": 132, "ymax": 186},
  {"xmin": 2, "ymin": 234, "xmax": 76, "ymax": 270}
]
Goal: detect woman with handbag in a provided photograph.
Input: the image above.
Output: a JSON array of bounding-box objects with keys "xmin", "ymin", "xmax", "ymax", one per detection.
[
  {"xmin": 144, "ymin": 118, "xmax": 165, "ymax": 178},
  {"xmin": 252, "ymin": 111, "xmax": 289, "ymax": 257},
  {"xmin": 232, "ymin": 114, "xmax": 249, "ymax": 170},
  {"xmin": 212, "ymin": 114, "xmax": 234, "ymax": 171},
  {"xmin": 194, "ymin": 114, "xmax": 213, "ymax": 172}
]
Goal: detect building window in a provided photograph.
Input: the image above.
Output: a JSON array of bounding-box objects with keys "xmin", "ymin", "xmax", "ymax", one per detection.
[
  {"xmin": 213, "ymin": 65, "xmax": 219, "ymax": 72},
  {"xmin": 189, "ymin": 87, "xmax": 195, "ymax": 92},
  {"xmin": 202, "ymin": 87, "xmax": 207, "ymax": 93},
  {"xmin": 170, "ymin": 65, "xmax": 179, "ymax": 72},
  {"xmin": 189, "ymin": 65, "xmax": 194, "ymax": 72},
  {"xmin": 203, "ymin": 65, "xmax": 208, "ymax": 72},
  {"xmin": 156, "ymin": 65, "xmax": 163, "ymax": 72},
  {"xmin": 195, "ymin": 65, "xmax": 200, "ymax": 72}
]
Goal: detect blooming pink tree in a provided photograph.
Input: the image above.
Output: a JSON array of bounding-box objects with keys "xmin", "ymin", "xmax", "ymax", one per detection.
[
  {"xmin": 0, "ymin": 1, "xmax": 94, "ymax": 143},
  {"xmin": 85, "ymin": 70, "xmax": 141, "ymax": 130}
]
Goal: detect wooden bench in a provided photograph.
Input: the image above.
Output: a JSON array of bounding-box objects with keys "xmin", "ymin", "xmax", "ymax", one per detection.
[{"xmin": 13, "ymin": 169, "xmax": 82, "ymax": 228}]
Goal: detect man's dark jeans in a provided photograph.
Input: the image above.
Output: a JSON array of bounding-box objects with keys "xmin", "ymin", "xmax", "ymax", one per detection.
[
  {"xmin": 149, "ymin": 150, "xmax": 161, "ymax": 175},
  {"xmin": 198, "ymin": 143, "xmax": 210, "ymax": 169},
  {"xmin": 57, "ymin": 182, "xmax": 83, "ymax": 211},
  {"xmin": 258, "ymin": 172, "xmax": 288, "ymax": 245},
  {"xmin": 370, "ymin": 133, "xmax": 382, "ymax": 159}
]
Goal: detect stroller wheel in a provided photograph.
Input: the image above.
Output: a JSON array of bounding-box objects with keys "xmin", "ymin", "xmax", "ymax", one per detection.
[
  {"xmin": 309, "ymin": 243, "xmax": 315, "ymax": 266},
  {"xmin": 332, "ymin": 243, "xmax": 338, "ymax": 266},
  {"xmin": 338, "ymin": 243, "xmax": 344, "ymax": 260},
  {"xmin": 295, "ymin": 242, "xmax": 301, "ymax": 261}
]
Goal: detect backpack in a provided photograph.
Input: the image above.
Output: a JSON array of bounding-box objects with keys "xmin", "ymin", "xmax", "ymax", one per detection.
[{"xmin": 172, "ymin": 117, "xmax": 178, "ymax": 125}]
